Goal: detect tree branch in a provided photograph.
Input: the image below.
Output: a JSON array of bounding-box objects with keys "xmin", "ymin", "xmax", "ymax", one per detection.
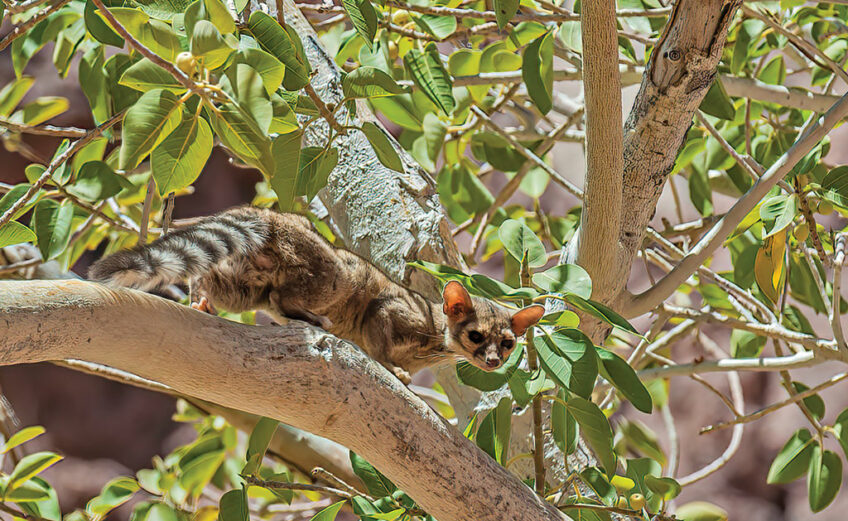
[
  {"xmin": 0, "ymin": 280, "xmax": 565, "ymax": 521},
  {"xmin": 627, "ymin": 91, "xmax": 848, "ymax": 316}
]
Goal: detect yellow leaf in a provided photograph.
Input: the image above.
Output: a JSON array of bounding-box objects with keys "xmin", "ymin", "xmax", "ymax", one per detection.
[{"xmin": 754, "ymin": 229, "xmax": 787, "ymax": 304}]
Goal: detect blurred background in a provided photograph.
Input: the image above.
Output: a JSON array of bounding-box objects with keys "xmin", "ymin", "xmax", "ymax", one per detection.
[{"xmin": 1, "ymin": 15, "xmax": 848, "ymax": 521}]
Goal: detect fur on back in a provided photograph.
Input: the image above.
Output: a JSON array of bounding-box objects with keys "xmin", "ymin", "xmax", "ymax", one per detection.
[{"xmin": 88, "ymin": 207, "xmax": 269, "ymax": 291}]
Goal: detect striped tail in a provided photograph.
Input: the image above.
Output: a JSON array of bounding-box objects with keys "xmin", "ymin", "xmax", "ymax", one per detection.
[{"xmin": 89, "ymin": 209, "xmax": 269, "ymax": 291}]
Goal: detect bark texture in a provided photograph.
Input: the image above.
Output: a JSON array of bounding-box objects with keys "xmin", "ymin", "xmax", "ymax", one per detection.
[
  {"xmin": 613, "ymin": 0, "xmax": 742, "ymax": 312},
  {"xmin": 577, "ymin": 0, "xmax": 624, "ymax": 304},
  {"xmin": 0, "ymin": 280, "xmax": 565, "ymax": 521}
]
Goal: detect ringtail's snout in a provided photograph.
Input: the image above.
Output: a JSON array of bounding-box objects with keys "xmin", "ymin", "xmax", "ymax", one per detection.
[{"xmin": 441, "ymin": 280, "xmax": 545, "ymax": 371}]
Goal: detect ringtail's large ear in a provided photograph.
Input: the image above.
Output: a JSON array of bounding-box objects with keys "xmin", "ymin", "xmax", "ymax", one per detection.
[
  {"xmin": 511, "ymin": 305, "xmax": 545, "ymax": 336},
  {"xmin": 442, "ymin": 280, "xmax": 473, "ymax": 320}
]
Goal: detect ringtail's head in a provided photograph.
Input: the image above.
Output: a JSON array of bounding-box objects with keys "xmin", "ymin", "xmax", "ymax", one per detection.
[{"xmin": 441, "ymin": 280, "xmax": 545, "ymax": 371}]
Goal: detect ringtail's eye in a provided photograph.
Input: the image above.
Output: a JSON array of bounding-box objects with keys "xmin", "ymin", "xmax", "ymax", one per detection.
[
  {"xmin": 468, "ymin": 331, "xmax": 484, "ymax": 343},
  {"xmin": 500, "ymin": 339, "xmax": 514, "ymax": 350}
]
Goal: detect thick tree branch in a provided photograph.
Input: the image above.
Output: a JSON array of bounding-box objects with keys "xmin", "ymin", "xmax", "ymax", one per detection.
[
  {"xmin": 577, "ymin": 0, "xmax": 623, "ymax": 303},
  {"xmin": 0, "ymin": 280, "xmax": 565, "ymax": 521}
]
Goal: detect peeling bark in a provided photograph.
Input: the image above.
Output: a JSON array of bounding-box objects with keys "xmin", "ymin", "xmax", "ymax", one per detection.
[{"xmin": 0, "ymin": 280, "xmax": 566, "ymax": 521}]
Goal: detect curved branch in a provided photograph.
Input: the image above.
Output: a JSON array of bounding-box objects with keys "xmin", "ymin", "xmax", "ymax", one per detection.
[{"xmin": 0, "ymin": 280, "xmax": 565, "ymax": 521}]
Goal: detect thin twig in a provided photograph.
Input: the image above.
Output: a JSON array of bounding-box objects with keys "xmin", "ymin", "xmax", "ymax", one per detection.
[
  {"xmin": 796, "ymin": 185, "xmax": 829, "ymax": 267},
  {"xmin": 303, "ymin": 82, "xmax": 345, "ymax": 136},
  {"xmin": 138, "ymin": 177, "xmax": 156, "ymax": 246},
  {"xmin": 831, "ymin": 234, "xmax": 847, "ymax": 351},
  {"xmin": 0, "ymin": 258, "xmax": 41, "ymax": 275},
  {"xmin": 0, "ymin": 0, "xmax": 72, "ymax": 51},
  {"xmin": 0, "ymin": 111, "xmax": 124, "ymax": 230},
  {"xmin": 0, "ymin": 118, "xmax": 88, "ymax": 138},
  {"xmin": 162, "ymin": 192, "xmax": 176, "ymax": 235},
  {"xmin": 701, "ymin": 372, "xmax": 848, "ymax": 434},
  {"xmin": 243, "ymin": 475, "xmax": 363, "ymax": 501},
  {"xmin": 91, "ymin": 0, "xmax": 199, "ymax": 93},
  {"xmin": 521, "ymin": 265, "xmax": 545, "ymax": 495}
]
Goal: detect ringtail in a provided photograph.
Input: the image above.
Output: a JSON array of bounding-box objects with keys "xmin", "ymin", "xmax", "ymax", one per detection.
[{"xmin": 89, "ymin": 206, "xmax": 545, "ymax": 382}]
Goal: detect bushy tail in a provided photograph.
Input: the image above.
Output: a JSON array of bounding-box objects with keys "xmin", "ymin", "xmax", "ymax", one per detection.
[{"xmin": 89, "ymin": 208, "xmax": 269, "ymax": 291}]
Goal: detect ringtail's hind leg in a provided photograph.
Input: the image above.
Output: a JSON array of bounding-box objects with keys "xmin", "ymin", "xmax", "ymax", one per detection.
[{"xmin": 268, "ymin": 290, "xmax": 333, "ymax": 329}]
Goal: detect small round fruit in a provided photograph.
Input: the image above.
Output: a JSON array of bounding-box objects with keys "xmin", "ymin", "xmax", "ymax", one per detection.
[
  {"xmin": 808, "ymin": 198, "xmax": 820, "ymax": 213},
  {"xmin": 819, "ymin": 200, "xmax": 834, "ymax": 215},
  {"xmin": 629, "ymin": 493, "xmax": 646, "ymax": 510},
  {"xmin": 391, "ymin": 10, "xmax": 410, "ymax": 24},
  {"xmin": 176, "ymin": 52, "xmax": 197, "ymax": 76},
  {"xmin": 616, "ymin": 496, "xmax": 628, "ymax": 509},
  {"xmin": 793, "ymin": 223, "xmax": 809, "ymax": 242}
]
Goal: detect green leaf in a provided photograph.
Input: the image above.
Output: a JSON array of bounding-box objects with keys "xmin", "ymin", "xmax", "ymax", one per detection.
[
  {"xmin": 699, "ymin": 79, "xmax": 735, "ymax": 120},
  {"xmin": 579, "ymin": 467, "xmax": 616, "ymax": 505},
  {"xmin": 15, "ymin": 478, "xmax": 59, "ymax": 521},
  {"xmin": 202, "ymin": 0, "xmax": 236, "ymax": 33},
  {"xmin": 360, "ymin": 122, "xmax": 403, "ymax": 173},
  {"xmin": 791, "ymin": 382, "xmax": 825, "ymax": 421},
  {"xmin": 0, "ymin": 222, "xmax": 36, "ymax": 249},
  {"xmin": 151, "ymin": 113, "xmax": 213, "ymax": 195},
  {"xmin": 218, "ymin": 488, "xmax": 249, "ymax": 521},
  {"xmin": 522, "ymin": 31, "xmax": 553, "ymax": 114},
  {"xmin": 821, "ymin": 165, "xmax": 848, "ymax": 209},
  {"xmin": 180, "ymin": 450, "xmax": 225, "ymax": 496},
  {"xmin": 757, "ymin": 55, "xmax": 786, "ymax": 85},
  {"xmin": 297, "ymin": 146, "xmax": 338, "ymax": 200},
  {"xmin": 269, "ymin": 94, "xmax": 300, "ymax": 134},
  {"xmin": 85, "ymin": 0, "xmax": 124, "ymax": 48},
  {"xmin": 494, "ymin": 0, "xmax": 519, "ymax": 29},
  {"xmin": 32, "ymin": 199, "xmax": 73, "ymax": 260},
  {"xmin": 243, "ymin": 417, "xmax": 278, "ymax": 475},
  {"xmin": 342, "ymin": 0, "xmax": 377, "ymax": 49},
  {"xmin": 208, "ymin": 103, "xmax": 274, "ymax": 176},
  {"xmin": 99, "ymin": 8, "xmax": 182, "ymax": 62},
  {"xmin": 596, "ymin": 348, "xmax": 652, "ymax": 413},
  {"xmin": 234, "ymin": 48, "xmax": 285, "ymax": 95},
  {"xmin": 350, "ymin": 452, "xmax": 396, "ymax": 497},
  {"xmin": 469, "ymin": 274, "xmax": 539, "ymax": 301},
  {"xmin": 342, "ymin": 67, "xmax": 409, "ymax": 98},
  {"xmin": 191, "ymin": 20, "xmax": 234, "ymax": 69},
  {"xmin": 729, "ymin": 329, "xmax": 766, "ymax": 358},
  {"xmin": 247, "ymin": 12, "xmax": 310, "ymax": 90},
  {"xmin": 6, "ymin": 452, "xmax": 63, "ymax": 494},
  {"xmin": 532, "ymin": 264, "xmax": 591, "ymax": 298},
  {"xmin": 759, "ymin": 194, "xmax": 797, "ymax": 238},
  {"xmin": 675, "ymin": 502, "xmax": 728, "ymax": 521},
  {"xmin": 4, "ymin": 479, "xmax": 52, "ymax": 503},
  {"xmin": 498, "ymin": 219, "xmax": 546, "ymax": 268},
  {"xmin": 834, "ymin": 408, "xmax": 848, "ymax": 459},
  {"xmin": 67, "ymin": 161, "xmax": 130, "ymax": 202},
  {"xmin": 403, "ymin": 43, "xmax": 455, "ymax": 116},
  {"xmin": 79, "ymin": 45, "xmax": 112, "ymax": 125},
  {"xmin": 456, "ymin": 346, "xmax": 522, "ymax": 391},
  {"xmin": 86, "ymin": 477, "xmax": 139, "ymax": 515},
  {"xmin": 808, "ymin": 445, "xmax": 842, "ymax": 512},
  {"xmin": 568, "ymin": 396, "xmax": 616, "ymax": 475},
  {"xmin": 119, "ymin": 58, "xmax": 186, "ymax": 93},
  {"xmin": 552, "ymin": 388, "xmax": 578, "ymax": 455},
  {"xmin": 13, "ymin": 97, "xmax": 69, "ymax": 126},
  {"xmin": 310, "ymin": 501, "xmax": 346, "ymax": 521},
  {"xmin": 0, "ymin": 184, "xmax": 41, "ymax": 220},
  {"xmin": 539, "ymin": 329, "xmax": 597, "ymax": 398},
  {"xmin": 644, "ymin": 475, "xmax": 681, "ymax": 500},
  {"xmin": 120, "ymin": 89, "xmax": 184, "ymax": 170},
  {"xmin": 0, "ymin": 77, "xmax": 34, "ymax": 117},
  {"xmin": 767, "ymin": 428, "xmax": 815, "ymax": 484},
  {"xmin": 1, "ymin": 427, "xmax": 45, "ymax": 454},
  {"xmin": 476, "ymin": 397, "xmax": 512, "ymax": 465},
  {"xmin": 269, "ymin": 130, "xmax": 303, "ymax": 210},
  {"xmin": 134, "ymin": 0, "xmax": 192, "ymax": 21},
  {"xmin": 563, "ymin": 294, "xmax": 638, "ymax": 334}
]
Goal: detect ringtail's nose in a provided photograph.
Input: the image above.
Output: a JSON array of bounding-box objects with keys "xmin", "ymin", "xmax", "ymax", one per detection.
[{"xmin": 485, "ymin": 355, "xmax": 501, "ymax": 369}]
